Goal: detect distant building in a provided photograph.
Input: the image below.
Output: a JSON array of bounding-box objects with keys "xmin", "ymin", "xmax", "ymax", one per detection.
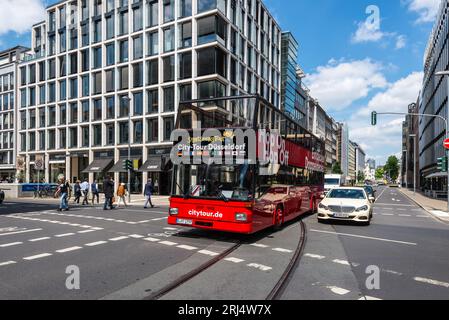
[
  {"xmin": 348, "ymin": 141, "xmax": 356, "ymax": 184},
  {"xmin": 352, "ymin": 142, "xmax": 366, "ymax": 180},
  {"xmin": 401, "ymin": 102, "xmax": 419, "ymax": 189},
  {"xmin": 336, "ymin": 122, "xmax": 349, "ymax": 182},
  {"xmin": 366, "ymin": 158, "xmax": 376, "ymax": 170}
]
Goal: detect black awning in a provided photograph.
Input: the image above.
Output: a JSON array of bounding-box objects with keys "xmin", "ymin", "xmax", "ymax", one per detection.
[
  {"xmin": 139, "ymin": 156, "xmax": 163, "ymax": 172},
  {"xmin": 82, "ymin": 159, "xmax": 113, "ymax": 173},
  {"xmin": 109, "ymin": 157, "xmax": 141, "ymax": 173}
]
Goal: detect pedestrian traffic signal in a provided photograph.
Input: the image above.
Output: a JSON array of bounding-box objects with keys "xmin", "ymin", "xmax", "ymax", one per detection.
[
  {"xmin": 371, "ymin": 111, "xmax": 377, "ymax": 126},
  {"xmin": 123, "ymin": 159, "xmax": 133, "ymax": 171},
  {"xmin": 437, "ymin": 157, "xmax": 448, "ymax": 172}
]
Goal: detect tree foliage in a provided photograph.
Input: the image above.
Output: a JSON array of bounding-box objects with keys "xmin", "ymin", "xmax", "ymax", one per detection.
[
  {"xmin": 375, "ymin": 167, "xmax": 385, "ymax": 180},
  {"xmin": 384, "ymin": 156, "xmax": 400, "ymax": 181},
  {"xmin": 332, "ymin": 162, "xmax": 343, "ymax": 175}
]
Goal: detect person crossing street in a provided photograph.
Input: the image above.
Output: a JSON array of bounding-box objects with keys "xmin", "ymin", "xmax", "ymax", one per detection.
[
  {"xmin": 80, "ymin": 179, "xmax": 90, "ymax": 205},
  {"xmin": 144, "ymin": 179, "xmax": 155, "ymax": 209}
]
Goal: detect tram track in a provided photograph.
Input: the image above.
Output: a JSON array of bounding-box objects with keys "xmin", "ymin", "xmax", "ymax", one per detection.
[{"xmin": 144, "ymin": 219, "xmax": 307, "ymax": 300}]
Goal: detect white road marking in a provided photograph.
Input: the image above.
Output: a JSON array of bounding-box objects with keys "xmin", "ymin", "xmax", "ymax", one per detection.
[
  {"xmin": 417, "ymin": 215, "xmax": 431, "ymax": 218},
  {"xmin": 151, "ymin": 218, "xmax": 167, "ymax": 221},
  {"xmin": 137, "ymin": 220, "xmax": 151, "ymax": 223},
  {"xmin": 398, "ymin": 214, "xmax": 411, "ymax": 217},
  {"xmin": 225, "ymin": 257, "xmax": 245, "ymax": 263},
  {"xmin": 359, "ymin": 296, "xmax": 382, "ymax": 300},
  {"xmin": 198, "ymin": 250, "xmax": 220, "ymax": 256},
  {"xmin": 383, "ymin": 269, "xmax": 403, "ymax": 276},
  {"xmin": 55, "ymin": 233, "xmax": 75, "ymax": 237},
  {"xmin": 375, "ymin": 204, "xmax": 414, "ymax": 207},
  {"xmin": 177, "ymin": 245, "xmax": 198, "ymax": 251},
  {"xmin": 304, "ymin": 253, "xmax": 326, "ymax": 260},
  {"xmin": 23, "ymin": 253, "xmax": 52, "ymax": 260},
  {"xmin": 78, "ymin": 230, "xmax": 96, "ymax": 234},
  {"xmin": 414, "ymin": 277, "xmax": 449, "ymax": 288},
  {"xmin": 29, "ymin": 237, "xmax": 51, "ymax": 242},
  {"xmin": 85, "ymin": 241, "xmax": 108, "ymax": 247},
  {"xmin": 310, "ymin": 229, "xmax": 417, "ymax": 246},
  {"xmin": 143, "ymin": 237, "xmax": 161, "ymax": 242},
  {"xmin": 56, "ymin": 246, "xmax": 82, "ymax": 253},
  {"xmin": 382, "ymin": 214, "xmax": 394, "ymax": 216},
  {"xmin": 272, "ymin": 248, "xmax": 293, "ymax": 253},
  {"xmin": 0, "ymin": 242, "xmax": 23, "ymax": 248},
  {"xmin": 250, "ymin": 243, "xmax": 269, "ymax": 248},
  {"xmin": 247, "ymin": 263, "xmax": 272, "ymax": 271},
  {"xmin": 431, "ymin": 211, "xmax": 449, "ymax": 218},
  {"xmin": 91, "ymin": 227, "xmax": 104, "ymax": 230},
  {"xmin": 163, "ymin": 227, "xmax": 178, "ymax": 231},
  {"xmin": 332, "ymin": 259, "xmax": 350, "ymax": 266},
  {"xmin": 159, "ymin": 241, "xmax": 178, "ymax": 246},
  {"xmin": 109, "ymin": 236, "xmax": 129, "ymax": 241},
  {"xmin": 0, "ymin": 228, "xmax": 42, "ymax": 237},
  {"xmin": 327, "ymin": 286, "xmax": 350, "ymax": 295},
  {"xmin": 0, "ymin": 261, "xmax": 16, "ymax": 267},
  {"xmin": 129, "ymin": 234, "xmax": 145, "ymax": 238}
]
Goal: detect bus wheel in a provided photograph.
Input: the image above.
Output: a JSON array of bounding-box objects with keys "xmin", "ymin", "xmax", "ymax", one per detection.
[{"xmin": 274, "ymin": 206, "xmax": 284, "ymax": 230}]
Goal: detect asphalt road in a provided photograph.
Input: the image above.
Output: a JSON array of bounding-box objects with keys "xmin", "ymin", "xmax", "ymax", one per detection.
[
  {"xmin": 281, "ymin": 186, "xmax": 449, "ymax": 300},
  {"xmin": 1, "ymin": 188, "xmax": 449, "ymax": 300}
]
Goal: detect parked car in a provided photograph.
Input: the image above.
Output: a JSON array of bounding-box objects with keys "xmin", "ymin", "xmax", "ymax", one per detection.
[
  {"xmin": 0, "ymin": 189, "xmax": 4, "ymax": 204},
  {"xmin": 317, "ymin": 187, "xmax": 374, "ymax": 226}
]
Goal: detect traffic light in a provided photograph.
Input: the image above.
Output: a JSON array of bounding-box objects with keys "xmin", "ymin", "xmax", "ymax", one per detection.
[
  {"xmin": 437, "ymin": 157, "xmax": 448, "ymax": 172},
  {"xmin": 371, "ymin": 111, "xmax": 377, "ymax": 126},
  {"xmin": 123, "ymin": 159, "xmax": 133, "ymax": 171}
]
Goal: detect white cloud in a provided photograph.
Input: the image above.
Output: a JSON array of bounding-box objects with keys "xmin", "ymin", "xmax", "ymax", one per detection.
[
  {"xmin": 395, "ymin": 35, "xmax": 407, "ymax": 49},
  {"xmin": 352, "ymin": 21, "xmax": 385, "ymax": 43},
  {"xmin": 407, "ymin": 0, "xmax": 441, "ymax": 23},
  {"xmin": 348, "ymin": 71, "xmax": 423, "ymax": 162},
  {"xmin": 0, "ymin": 0, "xmax": 46, "ymax": 35},
  {"xmin": 305, "ymin": 59, "xmax": 388, "ymax": 111}
]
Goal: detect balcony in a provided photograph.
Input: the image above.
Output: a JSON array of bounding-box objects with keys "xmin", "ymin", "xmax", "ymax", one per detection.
[{"xmin": 23, "ymin": 51, "xmax": 45, "ymax": 62}]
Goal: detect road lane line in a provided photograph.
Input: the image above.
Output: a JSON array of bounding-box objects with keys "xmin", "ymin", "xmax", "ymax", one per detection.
[
  {"xmin": 375, "ymin": 204, "xmax": 414, "ymax": 207},
  {"xmin": 304, "ymin": 253, "xmax": 326, "ymax": 260},
  {"xmin": 109, "ymin": 236, "xmax": 129, "ymax": 241},
  {"xmin": 381, "ymin": 214, "xmax": 394, "ymax": 216},
  {"xmin": 56, "ymin": 246, "xmax": 82, "ymax": 253},
  {"xmin": 414, "ymin": 277, "xmax": 449, "ymax": 288},
  {"xmin": 129, "ymin": 234, "xmax": 145, "ymax": 238},
  {"xmin": 359, "ymin": 296, "xmax": 382, "ymax": 300},
  {"xmin": 0, "ymin": 242, "xmax": 23, "ymax": 248},
  {"xmin": 0, "ymin": 261, "xmax": 16, "ymax": 267},
  {"xmin": 310, "ymin": 229, "xmax": 417, "ymax": 246},
  {"xmin": 143, "ymin": 237, "xmax": 161, "ymax": 242},
  {"xmin": 159, "ymin": 241, "xmax": 178, "ymax": 246},
  {"xmin": 55, "ymin": 233, "xmax": 75, "ymax": 237},
  {"xmin": 177, "ymin": 245, "xmax": 198, "ymax": 251},
  {"xmin": 0, "ymin": 228, "xmax": 42, "ymax": 237},
  {"xmin": 23, "ymin": 253, "xmax": 52, "ymax": 260},
  {"xmin": 326, "ymin": 286, "xmax": 350, "ymax": 295},
  {"xmin": 225, "ymin": 257, "xmax": 245, "ymax": 263},
  {"xmin": 251, "ymin": 243, "xmax": 269, "ymax": 248},
  {"xmin": 272, "ymin": 248, "xmax": 293, "ymax": 253},
  {"xmin": 332, "ymin": 259, "xmax": 350, "ymax": 266},
  {"xmin": 29, "ymin": 237, "xmax": 51, "ymax": 242},
  {"xmin": 398, "ymin": 214, "xmax": 411, "ymax": 217},
  {"xmin": 247, "ymin": 263, "xmax": 272, "ymax": 271},
  {"xmin": 78, "ymin": 230, "xmax": 96, "ymax": 234},
  {"xmin": 383, "ymin": 269, "xmax": 403, "ymax": 276},
  {"xmin": 198, "ymin": 250, "xmax": 220, "ymax": 256},
  {"xmin": 85, "ymin": 241, "xmax": 108, "ymax": 247}
]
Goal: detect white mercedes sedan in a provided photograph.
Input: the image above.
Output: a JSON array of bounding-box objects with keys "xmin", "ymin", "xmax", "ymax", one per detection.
[{"xmin": 317, "ymin": 187, "xmax": 374, "ymax": 225}]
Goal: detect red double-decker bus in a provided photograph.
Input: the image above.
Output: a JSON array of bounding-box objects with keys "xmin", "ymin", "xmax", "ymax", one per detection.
[{"xmin": 168, "ymin": 95, "xmax": 325, "ymax": 234}]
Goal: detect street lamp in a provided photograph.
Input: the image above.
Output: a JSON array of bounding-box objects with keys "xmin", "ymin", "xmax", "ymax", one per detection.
[
  {"xmin": 435, "ymin": 71, "xmax": 449, "ymax": 212},
  {"xmin": 121, "ymin": 95, "xmax": 132, "ymax": 204},
  {"xmin": 409, "ymin": 134, "xmax": 417, "ymax": 196}
]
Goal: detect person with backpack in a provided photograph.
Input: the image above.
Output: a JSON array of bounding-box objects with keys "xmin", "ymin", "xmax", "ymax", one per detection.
[
  {"xmin": 116, "ymin": 183, "xmax": 127, "ymax": 208},
  {"xmin": 103, "ymin": 176, "xmax": 115, "ymax": 210},
  {"xmin": 144, "ymin": 179, "xmax": 155, "ymax": 209},
  {"xmin": 55, "ymin": 177, "xmax": 70, "ymax": 211},
  {"xmin": 73, "ymin": 181, "xmax": 82, "ymax": 204},
  {"xmin": 91, "ymin": 180, "xmax": 100, "ymax": 204}
]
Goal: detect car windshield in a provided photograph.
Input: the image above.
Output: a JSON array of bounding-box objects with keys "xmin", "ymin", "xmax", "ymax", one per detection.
[
  {"xmin": 327, "ymin": 189, "xmax": 366, "ymax": 200},
  {"xmin": 325, "ymin": 178, "xmax": 340, "ymax": 185}
]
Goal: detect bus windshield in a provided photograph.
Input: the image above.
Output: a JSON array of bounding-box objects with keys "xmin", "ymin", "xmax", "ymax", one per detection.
[
  {"xmin": 325, "ymin": 178, "xmax": 340, "ymax": 185},
  {"xmin": 173, "ymin": 163, "xmax": 255, "ymax": 201}
]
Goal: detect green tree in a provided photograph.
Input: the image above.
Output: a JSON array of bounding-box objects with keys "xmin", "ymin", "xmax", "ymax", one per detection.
[
  {"xmin": 332, "ymin": 162, "xmax": 343, "ymax": 175},
  {"xmin": 357, "ymin": 171, "xmax": 366, "ymax": 183},
  {"xmin": 375, "ymin": 167, "xmax": 385, "ymax": 180},
  {"xmin": 384, "ymin": 156, "xmax": 400, "ymax": 181}
]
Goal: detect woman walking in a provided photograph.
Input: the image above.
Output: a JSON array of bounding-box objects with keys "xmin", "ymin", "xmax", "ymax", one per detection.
[
  {"xmin": 117, "ymin": 183, "xmax": 127, "ymax": 208},
  {"xmin": 73, "ymin": 180, "xmax": 82, "ymax": 204}
]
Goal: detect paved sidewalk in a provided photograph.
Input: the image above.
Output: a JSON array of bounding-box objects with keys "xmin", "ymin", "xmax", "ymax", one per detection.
[{"xmin": 399, "ymin": 188, "xmax": 449, "ymax": 222}]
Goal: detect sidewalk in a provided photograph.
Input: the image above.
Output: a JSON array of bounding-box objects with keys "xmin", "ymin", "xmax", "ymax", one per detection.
[{"xmin": 398, "ymin": 188, "xmax": 449, "ymax": 222}]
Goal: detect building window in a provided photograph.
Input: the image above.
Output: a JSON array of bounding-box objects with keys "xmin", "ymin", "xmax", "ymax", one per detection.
[
  {"xmin": 119, "ymin": 122, "xmax": 129, "ymax": 144},
  {"xmin": 133, "ymin": 5, "xmax": 143, "ymax": 32},
  {"xmin": 179, "ymin": 51, "xmax": 192, "ymax": 80},
  {"xmin": 179, "ymin": 0, "xmax": 192, "ymax": 17},
  {"xmin": 197, "ymin": 46, "xmax": 227, "ymax": 77},
  {"xmin": 82, "ymin": 126, "xmax": 89, "ymax": 147},
  {"xmin": 93, "ymin": 72, "xmax": 102, "ymax": 94},
  {"xmin": 133, "ymin": 35, "xmax": 143, "ymax": 60},
  {"xmin": 163, "ymin": 0, "xmax": 174, "ymax": 23},
  {"xmin": 133, "ymin": 91, "xmax": 143, "ymax": 115},
  {"xmin": 93, "ymin": 98, "xmax": 102, "ymax": 121},
  {"xmin": 69, "ymin": 127, "xmax": 78, "ymax": 148},
  {"xmin": 106, "ymin": 96, "xmax": 115, "ymax": 119},
  {"xmin": 39, "ymin": 107, "xmax": 45, "ymax": 127},
  {"xmin": 81, "ymin": 49, "xmax": 89, "ymax": 72},
  {"xmin": 48, "ymin": 130, "xmax": 55, "ymax": 149},
  {"xmin": 119, "ymin": 10, "xmax": 129, "ymax": 35},
  {"xmin": 59, "ymin": 104, "xmax": 66, "ymax": 125},
  {"xmin": 93, "ymin": 46, "xmax": 102, "ymax": 69},
  {"xmin": 198, "ymin": 80, "xmax": 226, "ymax": 99},
  {"xmin": 59, "ymin": 128, "xmax": 66, "ymax": 149},
  {"xmin": 106, "ymin": 69, "xmax": 115, "ymax": 92},
  {"xmin": 82, "ymin": 100, "xmax": 89, "ymax": 122},
  {"xmin": 147, "ymin": 118, "xmax": 158, "ymax": 142},
  {"xmin": 48, "ymin": 59, "xmax": 56, "ymax": 79},
  {"xmin": 81, "ymin": 22, "xmax": 89, "ymax": 46},
  {"xmin": 29, "ymin": 64, "xmax": 36, "ymax": 83},
  {"xmin": 59, "ymin": 56, "xmax": 66, "ymax": 77},
  {"xmin": 119, "ymin": 95, "xmax": 129, "ymax": 117},
  {"xmin": 82, "ymin": 75, "xmax": 89, "ymax": 97},
  {"xmin": 119, "ymin": 66, "xmax": 129, "ymax": 90},
  {"xmin": 48, "ymin": 82, "xmax": 56, "ymax": 102},
  {"xmin": 119, "ymin": 39, "xmax": 129, "ymax": 63},
  {"xmin": 59, "ymin": 80, "xmax": 66, "ymax": 101},
  {"xmin": 197, "ymin": 15, "xmax": 227, "ymax": 45},
  {"xmin": 29, "ymin": 109, "xmax": 36, "ymax": 129},
  {"xmin": 163, "ymin": 26, "xmax": 175, "ymax": 52},
  {"xmin": 163, "ymin": 55, "xmax": 175, "ymax": 82},
  {"xmin": 93, "ymin": 19, "xmax": 102, "ymax": 43},
  {"xmin": 93, "ymin": 124, "xmax": 102, "ymax": 146},
  {"xmin": 70, "ymin": 28, "xmax": 78, "ymax": 50},
  {"xmin": 198, "ymin": 0, "xmax": 227, "ymax": 13},
  {"xmin": 29, "ymin": 87, "xmax": 36, "ymax": 106},
  {"xmin": 163, "ymin": 117, "xmax": 174, "ymax": 141},
  {"xmin": 133, "ymin": 63, "xmax": 143, "ymax": 88},
  {"xmin": 147, "ymin": 89, "xmax": 158, "ymax": 114},
  {"xmin": 69, "ymin": 53, "xmax": 77, "ymax": 75},
  {"xmin": 147, "ymin": 59, "xmax": 159, "ymax": 85},
  {"xmin": 133, "ymin": 120, "xmax": 143, "ymax": 143},
  {"xmin": 106, "ymin": 123, "xmax": 115, "ymax": 145},
  {"xmin": 147, "ymin": 31, "xmax": 159, "ymax": 56},
  {"xmin": 106, "ymin": 43, "xmax": 115, "ymax": 65},
  {"xmin": 29, "ymin": 132, "xmax": 36, "ymax": 151},
  {"xmin": 70, "ymin": 102, "xmax": 78, "ymax": 124},
  {"xmin": 179, "ymin": 21, "xmax": 192, "ymax": 48},
  {"xmin": 179, "ymin": 83, "xmax": 192, "ymax": 102},
  {"xmin": 147, "ymin": 0, "xmax": 158, "ymax": 27},
  {"xmin": 163, "ymin": 86, "xmax": 174, "ymax": 112},
  {"xmin": 106, "ymin": 15, "xmax": 115, "ymax": 39}
]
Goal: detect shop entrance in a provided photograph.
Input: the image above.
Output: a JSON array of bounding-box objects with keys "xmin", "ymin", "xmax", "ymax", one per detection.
[{"xmin": 70, "ymin": 154, "xmax": 89, "ymax": 183}]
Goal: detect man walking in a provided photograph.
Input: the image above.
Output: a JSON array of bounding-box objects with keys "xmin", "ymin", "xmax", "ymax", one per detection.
[
  {"xmin": 81, "ymin": 179, "xmax": 90, "ymax": 205},
  {"xmin": 91, "ymin": 180, "xmax": 99, "ymax": 204},
  {"xmin": 144, "ymin": 179, "xmax": 155, "ymax": 209},
  {"xmin": 55, "ymin": 176, "xmax": 70, "ymax": 212},
  {"xmin": 103, "ymin": 176, "xmax": 115, "ymax": 210}
]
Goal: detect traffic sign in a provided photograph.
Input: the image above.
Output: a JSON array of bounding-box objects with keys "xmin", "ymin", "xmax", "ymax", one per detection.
[{"xmin": 444, "ymin": 139, "xmax": 449, "ymax": 150}]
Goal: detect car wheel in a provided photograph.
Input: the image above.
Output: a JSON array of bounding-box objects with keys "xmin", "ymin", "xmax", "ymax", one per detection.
[{"xmin": 274, "ymin": 206, "xmax": 284, "ymax": 231}]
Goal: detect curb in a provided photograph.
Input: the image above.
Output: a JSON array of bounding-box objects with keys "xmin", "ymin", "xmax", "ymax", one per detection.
[{"xmin": 398, "ymin": 189, "xmax": 449, "ymax": 225}]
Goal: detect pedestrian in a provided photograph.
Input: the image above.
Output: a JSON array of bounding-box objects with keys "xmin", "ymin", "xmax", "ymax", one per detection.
[
  {"xmin": 80, "ymin": 179, "xmax": 90, "ymax": 205},
  {"xmin": 103, "ymin": 176, "xmax": 115, "ymax": 210},
  {"xmin": 91, "ymin": 180, "xmax": 100, "ymax": 204},
  {"xmin": 73, "ymin": 180, "xmax": 82, "ymax": 204},
  {"xmin": 55, "ymin": 177, "xmax": 70, "ymax": 211},
  {"xmin": 144, "ymin": 179, "xmax": 155, "ymax": 208},
  {"xmin": 117, "ymin": 183, "xmax": 127, "ymax": 208}
]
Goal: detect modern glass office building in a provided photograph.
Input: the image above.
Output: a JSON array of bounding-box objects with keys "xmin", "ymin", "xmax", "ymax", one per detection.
[{"xmin": 17, "ymin": 0, "xmax": 282, "ymax": 194}]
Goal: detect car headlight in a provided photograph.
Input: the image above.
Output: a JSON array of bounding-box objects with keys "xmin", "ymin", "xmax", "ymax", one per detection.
[
  {"xmin": 356, "ymin": 205, "xmax": 369, "ymax": 212},
  {"xmin": 318, "ymin": 203, "xmax": 329, "ymax": 210},
  {"xmin": 235, "ymin": 213, "xmax": 248, "ymax": 222},
  {"xmin": 169, "ymin": 208, "xmax": 179, "ymax": 215}
]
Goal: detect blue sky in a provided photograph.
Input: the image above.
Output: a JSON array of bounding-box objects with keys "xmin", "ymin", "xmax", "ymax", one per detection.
[{"xmin": 0, "ymin": 0, "xmax": 442, "ymax": 165}]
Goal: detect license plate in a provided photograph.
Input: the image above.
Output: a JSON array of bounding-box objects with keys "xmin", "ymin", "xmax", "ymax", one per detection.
[
  {"xmin": 177, "ymin": 219, "xmax": 193, "ymax": 226},
  {"xmin": 334, "ymin": 213, "xmax": 349, "ymax": 218}
]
